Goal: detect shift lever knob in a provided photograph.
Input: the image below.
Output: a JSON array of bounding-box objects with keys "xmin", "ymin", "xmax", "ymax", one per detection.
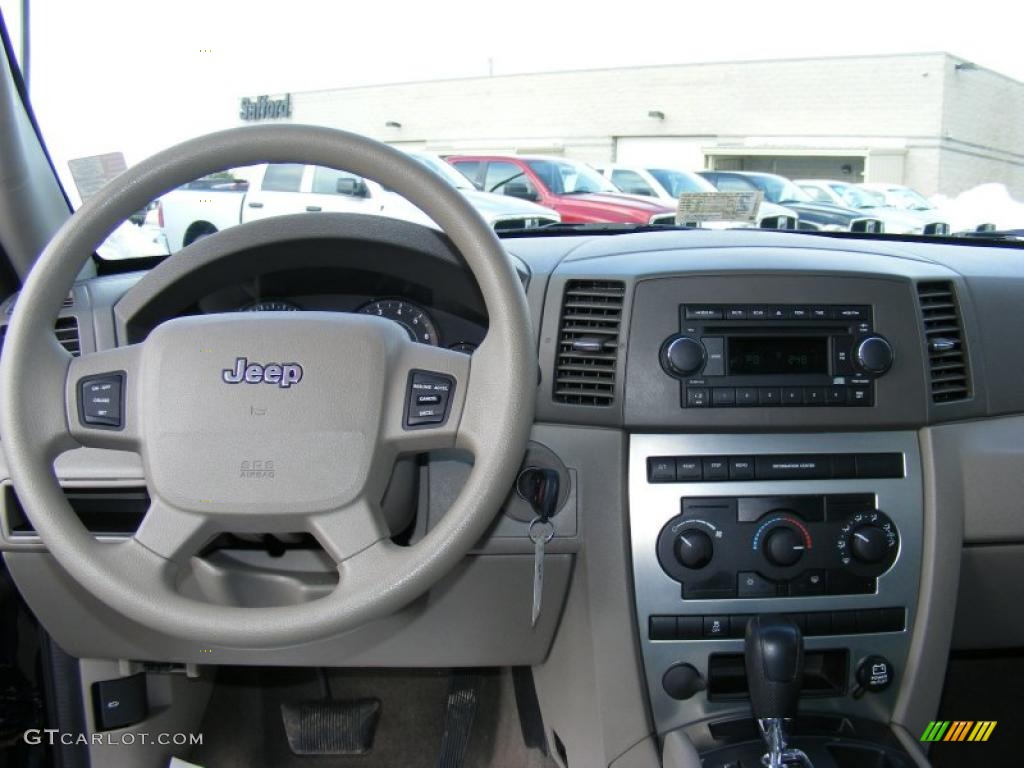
[{"xmin": 744, "ymin": 615, "xmax": 804, "ymax": 720}]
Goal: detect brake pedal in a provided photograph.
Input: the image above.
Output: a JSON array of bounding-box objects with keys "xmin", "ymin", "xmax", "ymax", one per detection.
[{"xmin": 280, "ymin": 697, "xmax": 380, "ymax": 755}]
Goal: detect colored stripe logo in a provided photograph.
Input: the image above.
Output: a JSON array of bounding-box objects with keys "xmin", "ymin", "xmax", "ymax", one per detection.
[{"xmin": 921, "ymin": 721, "xmax": 996, "ymax": 742}]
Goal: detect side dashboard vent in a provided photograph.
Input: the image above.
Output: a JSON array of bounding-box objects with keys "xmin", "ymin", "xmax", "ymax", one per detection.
[
  {"xmin": 553, "ymin": 280, "xmax": 625, "ymax": 406},
  {"xmin": 917, "ymin": 281, "xmax": 970, "ymax": 403},
  {"xmin": 0, "ymin": 316, "xmax": 82, "ymax": 357}
]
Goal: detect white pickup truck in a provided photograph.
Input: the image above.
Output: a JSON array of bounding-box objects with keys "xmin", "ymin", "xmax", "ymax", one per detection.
[{"xmin": 158, "ymin": 152, "xmax": 560, "ymax": 250}]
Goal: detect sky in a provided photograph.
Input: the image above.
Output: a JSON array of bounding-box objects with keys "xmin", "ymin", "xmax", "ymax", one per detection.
[{"xmin": 1, "ymin": 0, "xmax": 1022, "ymax": 199}]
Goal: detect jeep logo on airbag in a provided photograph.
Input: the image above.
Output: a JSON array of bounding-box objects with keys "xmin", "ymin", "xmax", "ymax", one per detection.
[{"xmin": 222, "ymin": 357, "xmax": 303, "ymax": 388}]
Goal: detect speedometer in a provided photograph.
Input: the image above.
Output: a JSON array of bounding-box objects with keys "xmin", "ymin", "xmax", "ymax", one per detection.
[
  {"xmin": 244, "ymin": 299, "xmax": 301, "ymax": 312},
  {"xmin": 357, "ymin": 299, "xmax": 439, "ymax": 346}
]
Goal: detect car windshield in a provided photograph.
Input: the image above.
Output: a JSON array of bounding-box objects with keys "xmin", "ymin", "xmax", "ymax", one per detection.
[
  {"xmin": 831, "ymin": 183, "xmax": 881, "ymax": 209},
  {"xmin": 407, "ymin": 153, "xmax": 476, "ymax": 191},
  {"xmin": 524, "ymin": 159, "xmax": 618, "ymax": 195},
  {"xmin": 648, "ymin": 169, "xmax": 715, "ymax": 196},
  {"xmin": 1, "ymin": 0, "xmax": 1022, "ymax": 252},
  {"xmin": 748, "ymin": 176, "xmax": 814, "ymax": 205}
]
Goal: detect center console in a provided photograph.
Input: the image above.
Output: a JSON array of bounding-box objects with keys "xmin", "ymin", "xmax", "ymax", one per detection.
[{"xmin": 630, "ymin": 432, "xmax": 922, "ymax": 737}]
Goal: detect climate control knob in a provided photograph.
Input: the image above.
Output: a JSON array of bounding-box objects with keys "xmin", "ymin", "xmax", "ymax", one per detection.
[
  {"xmin": 849, "ymin": 524, "xmax": 890, "ymax": 565},
  {"xmin": 856, "ymin": 335, "xmax": 894, "ymax": 375},
  {"xmin": 664, "ymin": 337, "xmax": 705, "ymax": 377},
  {"xmin": 763, "ymin": 526, "xmax": 804, "ymax": 567},
  {"xmin": 674, "ymin": 529, "xmax": 714, "ymax": 569}
]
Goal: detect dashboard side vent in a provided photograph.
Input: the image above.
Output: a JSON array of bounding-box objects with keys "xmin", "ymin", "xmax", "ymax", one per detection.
[
  {"xmin": 0, "ymin": 316, "xmax": 81, "ymax": 357},
  {"xmin": 917, "ymin": 281, "xmax": 970, "ymax": 403},
  {"xmin": 553, "ymin": 280, "xmax": 625, "ymax": 406}
]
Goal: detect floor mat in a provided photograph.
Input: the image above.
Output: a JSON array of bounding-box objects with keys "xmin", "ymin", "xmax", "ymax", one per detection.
[
  {"xmin": 189, "ymin": 667, "xmax": 556, "ymax": 768},
  {"xmin": 929, "ymin": 649, "xmax": 1022, "ymax": 768}
]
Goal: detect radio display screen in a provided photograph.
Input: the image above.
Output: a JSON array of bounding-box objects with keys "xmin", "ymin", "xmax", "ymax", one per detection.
[{"xmin": 728, "ymin": 337, "xmax": 829, "ymax": 375}]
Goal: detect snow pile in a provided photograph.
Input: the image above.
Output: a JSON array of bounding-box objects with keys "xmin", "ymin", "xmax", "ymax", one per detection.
[{"xmin": 930, "ymin": 183, "xmax": 1024, "ymax": 232}]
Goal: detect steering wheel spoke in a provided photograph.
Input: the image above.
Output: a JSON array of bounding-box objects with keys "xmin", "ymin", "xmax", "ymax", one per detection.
[
  {"xmin": 380, "ymin": 338, "xmax": 471, "ymax": 454},
  {"xmin": 308, "ymin": 497, "xmax": 390, "ymax": 564},
  {"xmin": 132, "ymin": 495, "xmax": 214, "ymax": 564},
  {"xmin": 65, "ymin": 344, "xmax": 142, "ymax": 452}
]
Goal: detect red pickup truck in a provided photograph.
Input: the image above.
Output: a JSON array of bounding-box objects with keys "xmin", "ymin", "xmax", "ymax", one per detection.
[{"xmin": 446, "ymin": 155, "xmax": 677, "ymax": 225}]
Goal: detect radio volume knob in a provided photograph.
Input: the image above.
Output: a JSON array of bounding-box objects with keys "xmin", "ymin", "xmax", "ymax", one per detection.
[
  {"xmin": 674, "ymin": 529, "xmax": 714, "ymax": 569},
  {"xmin": 664, "ymin": 337, "xmax": 706, "ymax": 376},
  {"xmin": 856, "ymin": 335, "xmax": 894, "ymax": 375}
]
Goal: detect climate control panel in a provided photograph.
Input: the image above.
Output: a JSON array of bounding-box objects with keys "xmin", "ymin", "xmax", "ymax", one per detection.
[{"xmin": 655, "ymin": 494, "xmax": 899, "ymax": 600}]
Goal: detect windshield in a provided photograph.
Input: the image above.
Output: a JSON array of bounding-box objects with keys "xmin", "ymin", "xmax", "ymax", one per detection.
[
  {"xmin": 523, "ymin": 159, "xmax": 618, "ymax": 195},
  {"xmin": 830, "ymin": 183, "xmax": 880, "ymax": 209},
  {"xmin": 648, "ymin": 169, "xmax": 715, "ymax": 196},
  {"xmin": 746, "ymin": 176, "xmax": 813, "ymax": 205},
  {"xmin": 3, "ymin": 0, "xmax": 1023, "ymax": 251},
  {"xmin": 407, "ymin": 153, "xmax": 476, "ymax": 191}
]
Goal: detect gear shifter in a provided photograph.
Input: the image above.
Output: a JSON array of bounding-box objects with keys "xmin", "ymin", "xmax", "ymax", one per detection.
[{"xmin": 744, "ymin": 615, "xmax": 812, "ymax": 767}]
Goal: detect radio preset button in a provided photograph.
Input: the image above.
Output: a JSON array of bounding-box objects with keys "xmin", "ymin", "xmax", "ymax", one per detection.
[
  {"xmin": 804, "ymin": 386, "xmax": 826, "ymax": 405},
  {"xmin": 737, "ymin": 387, "xmax": 758, "ymax": 406},
  {"xmin": 758, "ymin": 387, "xmax": 781, "ymax": 405},
  {"xmin": 827, "ymin": 385, "xmax": 847, "ymax": 404},
  {"xmin": 712, "ymin": 387, "xmax": 735, "ymax": 406},
  {"xmin": 782, "ymin": 387, "xmax": 803, "ymax": 405}
]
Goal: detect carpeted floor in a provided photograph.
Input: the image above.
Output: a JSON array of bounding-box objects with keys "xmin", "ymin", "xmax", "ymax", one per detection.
[
  {"xmin": 188, "ymin": 667, "xmax": 557, "ymax": 768},
  {"xmin": 928, "ymin": 649, "xmax": 1022, "ymax": 768}
]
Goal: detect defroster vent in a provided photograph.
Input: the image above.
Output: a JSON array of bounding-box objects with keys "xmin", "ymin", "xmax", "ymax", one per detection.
[
  {"xmin": 917, "ymin": 281, "xmax": 970, "ymax": 403},
  {"xmin": 553, "ymin": 280, "xmax": 625, "ymax": 406}
]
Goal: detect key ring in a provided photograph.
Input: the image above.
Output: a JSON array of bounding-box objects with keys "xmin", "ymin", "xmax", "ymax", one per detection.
[{"xmin": 529, "ymin": 516, "xmax": 556, "ymax": 543}]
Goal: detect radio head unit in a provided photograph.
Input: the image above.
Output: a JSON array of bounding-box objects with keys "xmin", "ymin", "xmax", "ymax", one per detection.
[{"xmin": 660, "ymin": 304, "xmax": 893, "ymax": 408}]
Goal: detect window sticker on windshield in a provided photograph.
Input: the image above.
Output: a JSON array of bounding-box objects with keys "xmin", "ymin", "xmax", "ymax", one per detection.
[
  {"xmin": 67, "ymin": 152, "xmax": 128, "ymax": 202},
  {"xmin": 676, "ymin": 191, "xmax": 762, "ymax": 225}
]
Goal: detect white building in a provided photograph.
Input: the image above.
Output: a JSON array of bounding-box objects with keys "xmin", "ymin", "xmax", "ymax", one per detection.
[{"xmin": 236, "ymin": 53, "xmax": 1024, "ymax": 197}]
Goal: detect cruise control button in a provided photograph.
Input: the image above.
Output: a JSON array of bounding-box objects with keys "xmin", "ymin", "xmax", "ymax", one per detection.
[
  {"xmin": 79, "ymin": 373, "xmax": 124, "ymax": 428},
  {"xmin": 406, "ymin": 371, "xmax": 454, "ymax": 427}
]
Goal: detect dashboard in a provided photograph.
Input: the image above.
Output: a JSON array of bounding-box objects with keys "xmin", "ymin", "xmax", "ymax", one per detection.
[{"xmin": 4, "ymin": 213, "xmax": 1024, "ymax": 766}]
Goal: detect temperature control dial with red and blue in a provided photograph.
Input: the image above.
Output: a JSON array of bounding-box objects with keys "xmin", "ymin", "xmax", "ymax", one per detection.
[{"xmin": 752, "ymin": 514, "xmax": 813, "ymax": 568}]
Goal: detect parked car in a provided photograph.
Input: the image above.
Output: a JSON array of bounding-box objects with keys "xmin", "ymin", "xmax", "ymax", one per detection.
[
  {"xmin": 159, "ymin": 156, "xmax": 560, "ymax": 251},
  {"xmin": 858, "ymin": 182, "xmax": 972, "ymax": 232},
  {"xmin": 699, "ymin": 171, "xmax": 885, "ymax": 232},
  {"xmin": 798, "ymin": 179, "xmax": 949, "ymax": 234},
  {"xmin": 594, "ymin": 163, "xmax": 799, "ymax": 229},
  {"xmin": 446, "ymin": 155, "xmax": 677, "ymax": 225}
]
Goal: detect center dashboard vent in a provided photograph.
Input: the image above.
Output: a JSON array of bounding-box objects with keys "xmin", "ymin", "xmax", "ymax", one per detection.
[
  {"xmin": 553, "ymin": 280, "xmax": 625, "ymax": 406},
  {"xmin": 0, "ymin": 316, "xmax": 81, "ymax": 357},
  {"xmin": 916, "ymin": 281, "xmax": 970, "ymax": 403}
]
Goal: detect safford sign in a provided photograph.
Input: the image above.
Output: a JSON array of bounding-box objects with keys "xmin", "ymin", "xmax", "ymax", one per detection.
[{"xmin": 239, "ymin": 94, "xmax": 292, "ymax": 121}]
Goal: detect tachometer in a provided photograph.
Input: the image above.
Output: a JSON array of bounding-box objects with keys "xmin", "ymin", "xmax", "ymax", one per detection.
[
  {"xmin": 244, "ymin": 299, "xmax": 301, "ymax": 312},
  {"xmin": 357, "ymin": 299, "xmax": 439, "ymax": 346}
]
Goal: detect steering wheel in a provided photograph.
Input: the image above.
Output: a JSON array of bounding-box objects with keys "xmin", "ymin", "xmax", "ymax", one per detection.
[{"xmin": 0, "ymin": 126, "xmax": 535, "ymax": 648}]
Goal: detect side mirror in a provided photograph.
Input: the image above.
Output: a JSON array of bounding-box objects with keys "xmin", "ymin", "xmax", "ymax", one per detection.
[
  {"xmin": 504, "ymin": 182, "xmax": 538, "ymax": 201},
  {"xmin": 336, "ymin": 177, "xmax": 369, "ymax": 197}
]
